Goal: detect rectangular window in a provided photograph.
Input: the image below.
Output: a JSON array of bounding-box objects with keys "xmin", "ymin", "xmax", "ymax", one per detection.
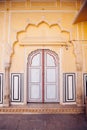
[
  {"xmin": 0, "ymin": 74, "xmax": 3, "ymax": 104},
  {"xmin": 63, "ymin": 73, "xmax": 76, "ymax": 102},
  {"xmin": 83, "ymin": 74, "xmax": 87, "ymax": 104},
  {"xmin": 11, "ymin": 73, "xmax": 23, "ymax": 102}
]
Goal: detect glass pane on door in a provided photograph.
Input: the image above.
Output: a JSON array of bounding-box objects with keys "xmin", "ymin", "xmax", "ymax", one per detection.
[
  {"xmin": 47, "ymin": 54, "xmax": 55, "ymax": 66},
  {"xmin": 31, "ymin": 53, "xmax": 41, "ymax": 66}
]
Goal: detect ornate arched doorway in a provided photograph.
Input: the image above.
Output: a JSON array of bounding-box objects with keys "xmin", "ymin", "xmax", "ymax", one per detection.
[{"xmin": 27, "ymin": 49, "xmax": 59, "ymax": 103}]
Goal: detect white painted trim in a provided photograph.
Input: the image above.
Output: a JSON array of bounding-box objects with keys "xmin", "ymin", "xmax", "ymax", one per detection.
[
  {"xmin": 0, "ymin": 74, "xmax": 3, "ymax": 104},
  {"xmin": 24, "ymin": 47, "xmax": 27, "ymax": 105},
  {"xmin": 83, "ymin": 73, "xmax": 87, "ymax": 104},
  {"xmin": 63, "ymin": 102, "xmax": 76, "ymax": 105},
  {"xmin": 0, "ymin": 104, "xmax": 3, "ymax": 107},
  {"xmin": 64, "ymin": 73, "xmax": 76, "ymax": 102},
  {"xmin": 11, "ymin": 73, "xmax": 21, "ymax": 102},
  {"xmin": 11, "ymin": 102, "xmax": 24, "ymax": 105},
  {"xmin": 59, "ymin": 48, "xmax": 63, "ymax": 104},
  {"xmin": 82, "ymin": 72, "xmax": 85, "ymax": 104}
]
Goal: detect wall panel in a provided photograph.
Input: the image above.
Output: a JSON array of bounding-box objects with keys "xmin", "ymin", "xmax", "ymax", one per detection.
[
  {"xmin": 0, "ymin": 74, "xmax": 3, "ymax": 104},
  {"xmin": 63, "ymin": 73, "xmax": 76, "ymax": 102},
  {"xmin": 11, "ymin": 73, "xmax": 23, "ymax": 102}
]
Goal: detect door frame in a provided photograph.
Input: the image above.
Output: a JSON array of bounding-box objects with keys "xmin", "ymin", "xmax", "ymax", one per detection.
[{"xmin": 27, "ymin": 49, "xmax": 60, "ymax": 103}]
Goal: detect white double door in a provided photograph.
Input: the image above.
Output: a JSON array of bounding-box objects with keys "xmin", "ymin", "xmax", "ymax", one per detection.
[{"xmin": 28, "ymin": 49, "xmax": 59, "ymax": 103}]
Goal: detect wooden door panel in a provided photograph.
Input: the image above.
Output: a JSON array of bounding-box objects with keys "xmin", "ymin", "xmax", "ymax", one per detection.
[
  {"xmin": 46, "ymin": 85, "xmax": 57, "ymax": 99},
  {"xmin": 46, "ymin": 68, "xmax": 56, "ymax": 83},
  {"xmin": 30, "ymin": 85, "xmax": 41, "ymax": 99},
  {"xmin": 28, "ymin": 49, "xmax": 59, "ymax": 103},
  {"xmin": 28, "ymin": 51, "xmax": 42, "ymax": 102},
  {"xmin": 44, "ymin": 51, "xmax": 58, "ymax": 102},
  {"xmin": 30, "ymin": 68, "xmax": 41, "ymax": 83}
]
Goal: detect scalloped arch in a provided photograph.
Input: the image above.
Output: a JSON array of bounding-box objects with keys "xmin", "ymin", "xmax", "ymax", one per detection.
[
  {"xmin": 23, "ymin": 19, "xmax": 70, "ymax": 35},
  {"xmin": 10, "ymin": 20, "xmax": 70, "ymax": 61},
  {"xmin": 15, "ymin": 20, "xmax": 70, "ymax": 43}
]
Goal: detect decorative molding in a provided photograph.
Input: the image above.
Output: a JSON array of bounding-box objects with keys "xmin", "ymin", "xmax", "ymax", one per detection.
[
  {"xmin": 11, "ymin": 73, "xmax": 23, "ymax": 102},
  {"xmin": 14, "ymin": 10, "xmax": 77, "ymax": 12},
  {"xmin": 0, "ymin": 106, "xmax": 84, "ymax": 114},
  {"xmin": 9, "ymin": 0, "xmax": 27, "ymax": 10},
  {"xmin": 10, "ymin": 19, "xmax": 70, "ymax": 62},
  {"xmin": 18, "ymin": 20, "xmax": 70, "ymax": 46},
  {"xmin": 0, "ymin": 74, "xmax": 3, "ymax": 104},
  {"xmin": 63, "ymin": 73, "xmax": 76, "ymax": 102},
  {"xmin": 11, "ymin": 74, "xmax": 21, "ymax": 102},
  {"xmin": 20, "ymin": 36, "xmax": 69, "ymax": 45},
  {"xmin": 0, "ymin": 10, "xmax": 77, "ymax": 13}
]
